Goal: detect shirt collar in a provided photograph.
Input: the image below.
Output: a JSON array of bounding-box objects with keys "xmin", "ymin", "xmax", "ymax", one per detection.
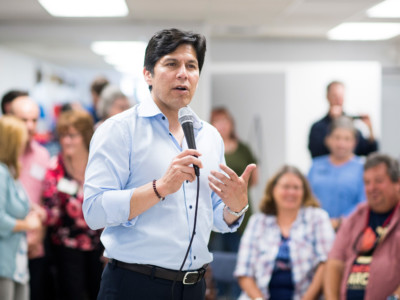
[
  {"xmin": 137, "ymin": 98, "xmax": 163, "ymax": 118},
  {"xmin": 137, "ymin": 99, "xmax": 203, "ymax": 131}
]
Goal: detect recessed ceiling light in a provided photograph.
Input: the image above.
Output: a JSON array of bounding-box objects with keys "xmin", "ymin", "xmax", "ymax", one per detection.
[
  {"xmin": 91, "ymin": 41, "xmax": 147, "ymax": 74},
  {"xmin": 38, "ymin": 0, "xmax": 129, "ymax": 17},
  {"xmin": 367, "ymin": 0, "xmax": 400, "ymax": 18},
  {"xmin": 328, "ymin": 22, "xmax": 400, "ymax": 40}
]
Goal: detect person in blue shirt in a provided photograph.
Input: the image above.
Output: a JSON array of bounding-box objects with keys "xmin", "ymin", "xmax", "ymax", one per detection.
[
  {"xmin": 308, "ymin": 116, "xmax": 366, "ymax": 230},
  {"xmin": 83, "ymin": 28, "xmax": 256, "ymax": 300}
]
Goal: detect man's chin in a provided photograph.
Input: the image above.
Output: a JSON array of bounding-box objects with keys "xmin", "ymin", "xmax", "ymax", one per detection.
[{"xmin": 369, "ymin": 199, "xmax": 385, "ymax": 211}]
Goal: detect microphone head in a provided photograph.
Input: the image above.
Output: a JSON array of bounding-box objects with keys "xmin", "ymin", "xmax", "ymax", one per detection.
[{"xmin": 178, "ymin": 106, "xmax": 194, "ymax": 125}]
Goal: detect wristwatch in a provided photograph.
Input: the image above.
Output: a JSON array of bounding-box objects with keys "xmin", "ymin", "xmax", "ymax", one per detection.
[
  {"xmin": 387, "ymin": 295, "xmax": 400, "ymax": 300},
  {"xmin": 225, "ymin": 204, "xmax": 249, "ymax": 217}
]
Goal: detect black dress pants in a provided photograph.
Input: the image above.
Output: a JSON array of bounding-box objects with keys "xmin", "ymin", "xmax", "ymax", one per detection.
[
  {"xmin": 54, "ymin": 245, "xmax": 104, "ymax": 300},
  {"xmin": 97, "ymin": 262, "xmax": 206, "ymax": 300}
]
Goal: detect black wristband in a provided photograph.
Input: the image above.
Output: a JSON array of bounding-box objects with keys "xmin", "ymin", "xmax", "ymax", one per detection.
[{"xmin": 152, "ymin": 179, "xmax": 165, "ymax": 201}]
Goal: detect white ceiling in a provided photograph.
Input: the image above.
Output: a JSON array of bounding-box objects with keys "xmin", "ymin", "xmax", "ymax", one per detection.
[{"xmin": 0, "ymin": 0, "xmax": 398, "ymax": 69}]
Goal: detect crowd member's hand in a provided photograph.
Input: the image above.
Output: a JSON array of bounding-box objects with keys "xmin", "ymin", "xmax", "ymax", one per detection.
[
  {"xmin": 30, "ymin": 202, "xmax": 47, "ymax": 223},
  {"xmin": 360, "ymin": 114, "xmax": 372, "ymax": 130},
  {"xmin": 359, "ymin": 114, "xmax": 375, "ymax": 141},
  {"xmin": 25, "ymin": 212, "xmax": 42, "ymax": 231},
  {"xmin": 157, "ymin": 149, "xmax": 203, "ymax": 197},
  {"xmin": 208, "ymin": 163, "xmax": 256, "ymax": 213}
]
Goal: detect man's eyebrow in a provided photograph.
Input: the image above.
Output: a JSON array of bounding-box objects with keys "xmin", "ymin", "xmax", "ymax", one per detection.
[{"xmin": 162, "ymin": 57, "xmax": 198, "ymax": 64}]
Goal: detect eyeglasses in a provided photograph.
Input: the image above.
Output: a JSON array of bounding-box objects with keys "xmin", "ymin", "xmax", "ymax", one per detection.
[{"xmin": 59, "ymin": 133, "xmax": 81, "ymax": 139}]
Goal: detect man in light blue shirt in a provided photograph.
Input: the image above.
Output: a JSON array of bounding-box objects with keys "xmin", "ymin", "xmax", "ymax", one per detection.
[{"xmin": 83, "ymin": 28, "xmax": 256, "ymax": 300}]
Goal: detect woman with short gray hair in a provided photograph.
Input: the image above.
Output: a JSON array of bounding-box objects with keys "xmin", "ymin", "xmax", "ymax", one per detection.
[
  {"xmin": 308, "ymin": 116, "xmax": 366, "ymax": 230},
  {"xmin": 95, "ymin": 85, "xmax": 131, "ymax": 128}
]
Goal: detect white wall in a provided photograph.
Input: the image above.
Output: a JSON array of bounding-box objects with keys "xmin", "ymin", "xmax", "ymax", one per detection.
[
  {"xmin": 0, "ymin": 45, "xmax": 122, "ymax": 121},
  {"xmin": 0, "ymin": 47, "xmax": 36, "ymax": 100},
  {"xmin": 381, "ymin": 68, "xmax": 400, "ymax": 158}
]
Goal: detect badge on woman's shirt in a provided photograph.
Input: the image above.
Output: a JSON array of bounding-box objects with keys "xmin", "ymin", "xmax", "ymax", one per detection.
[
  {"xmin": 29, "ymin": 163, "xmax": 46, "ymax": 181},
  {"xmin": 57, "ymin": 178, "xmax": 78, "ymax": 195}
]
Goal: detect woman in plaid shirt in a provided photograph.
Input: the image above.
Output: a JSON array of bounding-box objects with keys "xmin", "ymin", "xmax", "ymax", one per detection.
[{"xmin": 234, "ymin": 165, "xmax": 335, "ymax": 300}]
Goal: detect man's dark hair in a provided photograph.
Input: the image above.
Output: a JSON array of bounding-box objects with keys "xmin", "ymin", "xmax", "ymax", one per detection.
[
  {"xmin": 144, "ymin": 28, "xmax": 207, "ymax": 79},
  {"xmin": 90, "ymin": 76, "xmax": 110, "ymax": 96},
  {"xmin": 364, "ymin": 152, "xmax": 400, "ymax": 182},
  {"xmin": 1, "ymin": 90, "xmax": 28, "ymax": 114}
]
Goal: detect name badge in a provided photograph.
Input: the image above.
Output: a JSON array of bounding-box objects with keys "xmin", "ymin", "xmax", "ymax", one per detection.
[
  {"xmin": 30, "ymin": 163, "xmax": 46, "ymax": 181},
  {"xmin": 57, "ymin": 178, "xmax": 79, "ymax": 195}
]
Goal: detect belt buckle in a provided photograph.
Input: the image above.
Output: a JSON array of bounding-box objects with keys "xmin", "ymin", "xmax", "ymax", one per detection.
[{"xmin": 182, "ymin": 271, "xmax": 199, "ymax": 285}]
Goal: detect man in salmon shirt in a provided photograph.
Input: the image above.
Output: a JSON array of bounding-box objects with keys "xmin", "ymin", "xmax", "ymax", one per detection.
[
  {"xmin": 11, "ymin": 96, "xmax": 51, "ymax": 300},
  {"xmin": 325, "ymin": 153, "xmax": 400, "ymax": 300}
]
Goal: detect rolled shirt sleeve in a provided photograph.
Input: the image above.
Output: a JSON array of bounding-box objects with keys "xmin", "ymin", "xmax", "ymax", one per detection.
[{"xmin": 83, "ymin": 120, "xmax": 136, "ymax": 230}]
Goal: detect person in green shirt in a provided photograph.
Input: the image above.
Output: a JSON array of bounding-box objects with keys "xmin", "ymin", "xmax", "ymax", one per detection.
[
  {"xmin": 211, "ymin": 107, "xmax": 258, "ymax": 245},
  {"xmin": 209, "ymin": 107, "xmax": 259, "ymax": 298}
]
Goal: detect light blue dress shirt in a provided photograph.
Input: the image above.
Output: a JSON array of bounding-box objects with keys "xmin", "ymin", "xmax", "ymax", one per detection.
[
  {"xmin": 308, "ymin": 155, "xmax": 366, "ymax": 218},
  {"xmin": 83, "ymin": 99, "xmax": 242, "ymax": 271}
]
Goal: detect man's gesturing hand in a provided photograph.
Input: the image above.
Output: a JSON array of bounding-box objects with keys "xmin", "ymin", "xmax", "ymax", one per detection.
[
  {"xmin": 208, "ymin": 163, "xmax": 257, "ymax": 212},
  {"xmin": 156, "ymin": 149, "xmax": 203, "ymax": 198}
]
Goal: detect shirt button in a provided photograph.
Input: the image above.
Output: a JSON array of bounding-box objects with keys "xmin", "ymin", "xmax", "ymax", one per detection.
[
  {"xmin": 186, "ymin": 180, "xmax": 189, "ymax": 183},
  {"xmin": 189, "ymin": 205, "xmax": 192, "ymax": 209},
  {"xmin": 194, "ymin": 256, "xmax": 196, "ymax": 260},
  {"xmin": 162, "ymin": 116, "xmax": 165, "ymax": 120}
]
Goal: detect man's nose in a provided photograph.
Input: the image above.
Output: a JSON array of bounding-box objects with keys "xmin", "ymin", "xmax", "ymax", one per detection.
[{"xmin": 177, "ymin": 64, "xmax": 188, "ymax": 79}]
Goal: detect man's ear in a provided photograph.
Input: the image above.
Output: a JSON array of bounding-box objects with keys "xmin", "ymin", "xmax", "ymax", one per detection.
[{"xmin": 143, "ymin": 67, "xmax": 153, "ymax": 86}]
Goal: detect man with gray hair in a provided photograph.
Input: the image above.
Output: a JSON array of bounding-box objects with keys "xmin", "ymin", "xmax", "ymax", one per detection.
[
  {"xmin": 11, "ymin": 96, "xmax": 50, "ymax": 300},
  {"xmin": 325, "ymin": 153, "xmax": 400, "ymax": 300}
]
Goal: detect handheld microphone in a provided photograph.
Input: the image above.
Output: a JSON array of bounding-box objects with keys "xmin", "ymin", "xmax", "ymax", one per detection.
[{"xmin": 178, "ymin": 107, "xmax": 200, "ymax": 177}]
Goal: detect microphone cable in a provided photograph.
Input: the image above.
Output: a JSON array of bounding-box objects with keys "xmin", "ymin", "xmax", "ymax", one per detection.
[{"xmin": 171, "ymin": 173, "xmax": 200, "ymax": 300}]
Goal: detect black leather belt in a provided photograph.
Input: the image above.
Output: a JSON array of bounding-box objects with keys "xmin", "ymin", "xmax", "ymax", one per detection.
[{"xmin": 110, "ymin": 259, "xmax": 207, "ymax": 285}]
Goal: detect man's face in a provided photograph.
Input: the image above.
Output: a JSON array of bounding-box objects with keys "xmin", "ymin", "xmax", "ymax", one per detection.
[
  {"xmin": 364, "ymin": 163, "xmax": 400, "ymax": 213},
  {"xmin": 143, "ymin": 44, "xmax": 199, "ymax": 113},
  {"xmin": 327, "ymin": 83, "xmax": 345, "ymax": 107},
  {"xmin": 12, "ymin": 96, "xmax": 39, "ymax": 142}
]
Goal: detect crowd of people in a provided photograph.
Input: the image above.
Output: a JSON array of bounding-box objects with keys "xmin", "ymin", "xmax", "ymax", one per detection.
[
  {"xmin": 0, "ymin": 27, "xmax": 399, "ymax": 300},
  {"xmin": 0, "ymin": 83, "xmax": 131, "ymax": 300}
]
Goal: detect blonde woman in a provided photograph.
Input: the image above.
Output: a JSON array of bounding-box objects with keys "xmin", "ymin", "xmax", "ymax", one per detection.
[
  {"xmin": 235, "ymin": 166, "xmax": 335, "ymax": 300},
  {"xmin": 0, "ymin": 116, "xmax": 42, "ymax": 300}
]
